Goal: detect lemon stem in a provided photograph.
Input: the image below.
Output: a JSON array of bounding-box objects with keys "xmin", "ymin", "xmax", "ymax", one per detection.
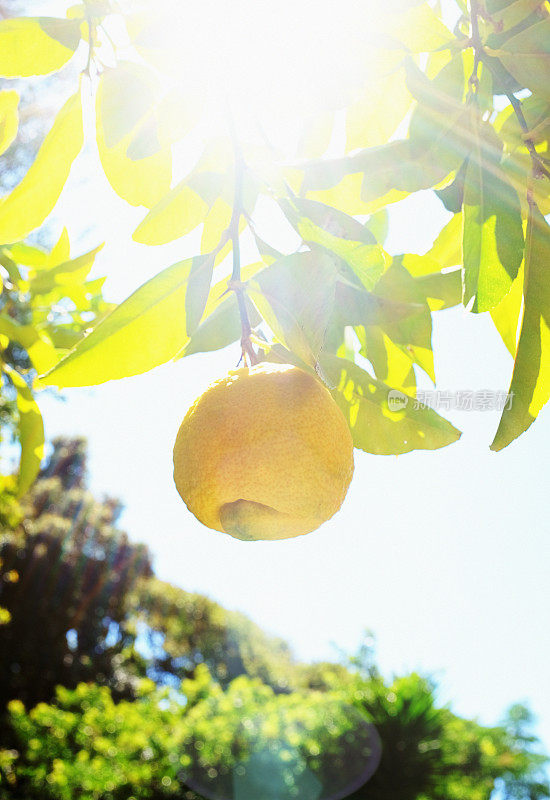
[{"xmin": 227, "ymin": 108, "xmax": 258, "ymax": 367}]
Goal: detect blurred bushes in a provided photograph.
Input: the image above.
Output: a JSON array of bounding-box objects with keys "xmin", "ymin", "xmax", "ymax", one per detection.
[{"xmin": 0, "ymin": 440, "xmax": 548, "ymax": 800}]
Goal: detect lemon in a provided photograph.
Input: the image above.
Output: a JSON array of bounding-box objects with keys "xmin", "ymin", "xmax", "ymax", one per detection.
[{"xmin": 173, "ymin": 363, "xmax": 354, "ymax": 541}]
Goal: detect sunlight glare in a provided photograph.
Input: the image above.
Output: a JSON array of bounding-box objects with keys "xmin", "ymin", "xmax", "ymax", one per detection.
[{"xmin": 126, "ymin": 0, "xmax": 390, "ymax": 132}]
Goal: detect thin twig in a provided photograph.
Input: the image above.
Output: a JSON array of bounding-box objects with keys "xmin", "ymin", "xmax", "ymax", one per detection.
[
  {"xmin": 226, "ymin": 108, "xmax": 258, "ymax": 366},
  {"xmin": 503, "ymin": 91, "xmax": 550, "ymax": 180}
]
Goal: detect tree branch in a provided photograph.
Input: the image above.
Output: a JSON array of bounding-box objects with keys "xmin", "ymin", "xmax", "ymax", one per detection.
[{"xmin": 469, "ymin": 0, "xmax": 550, "ymax": 181}]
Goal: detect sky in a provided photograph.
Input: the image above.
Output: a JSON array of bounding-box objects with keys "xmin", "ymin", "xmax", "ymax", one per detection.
[{"xmin": 11, "ymin": 0, "xmax": 550, "ymax": 771}]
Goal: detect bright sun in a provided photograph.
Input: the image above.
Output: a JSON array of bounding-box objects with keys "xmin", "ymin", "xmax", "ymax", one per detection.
[{"xmin": 118, "ymin": 0, "xmax": 391, "ymax": 134}]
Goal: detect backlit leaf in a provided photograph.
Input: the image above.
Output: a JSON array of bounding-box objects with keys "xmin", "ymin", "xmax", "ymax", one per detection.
[
  {"xmin": 3, "ymin": 365, "xmax": 44, "ymax": 496},
  {"xmin": 490, "ymin": 266, "xmax": 523, "ymax": 356},
  {"xmin": 0, "ymin": 317, "xmax": 58, "ymax": 373},
  {"xmin": 356, "ymin": 327, "xmax": 417, "ymax": 395},
  {"xmin": 4, "ymin": 242, "xmax": 49, "ymax": 267},
  {"xmin": 96, "ymin": 64, "xmax": 171, "ymax": 208},
  {"xmin": 320, "ymin": 354, "xmax": 461, "ymax": 455},
  {"xmin": 346, "ymin": 59, "xmax": 411, "ymax": 151},
  {"xmin": 41, "ymin": 256, "xmax": 212, "ymax": 387},
  {"xmin": 384, "ymin": 2, "xmax": 453, "ymax": 51},
  {"xmin": 0, "ymin": 90, "xmax": 19, "ymax": 155},
  {"xmin": 249, "ymin": 252, "xmax": 337, "ymax": 366},
  {"xmin": 494, "ymin": 18, "xmax": 550, "ymax": 100},
  {"xmin": 280, "ymin": 197, "xmax": 387, "ymax": 291},
  {"xmin": 491, "ymin": 206, "xmax": 550, "ymax": 449},
  {"xmin": 0, "ymin": 17, "xmax": 81, "ymax": 77},
  {"xmin": 0, "ymin": 91, "xmax": 83, "ymax": 244},
  {"xmin": 133, "ymin": 181, "xmax": 208, "ymax": 245},
  {"xmin": 462, "ymin": 119, "xmax": 524, "ymax": 312},
  {"xmin": 29, "ymin": 245, "xmax": 103, "ymax": 296}
]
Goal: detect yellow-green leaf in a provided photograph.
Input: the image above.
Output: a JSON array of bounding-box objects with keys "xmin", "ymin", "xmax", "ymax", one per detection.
[
  {"xmin": 490, "ymin": 265, "xmax": 523, "ymax": 356},
  {"xmin": 41, "ymin": 256, "xmax": 212, "ymax": 387},
  {"xmin": 29, "ymin": 244, "xmax": 103, "ymax": 296},
  {"xmin": 0, "ymin": 91, "xmax": 83, "ymax": 244},
  {"xmin": 133, "ymin": 181, "xmax": 208, "ymax": 245},
  {"xmin": 0, "ymin": 316, "xmax": 58, "ymax": 373},
  {"xmin": 346, "ymin": 61, "xmax": 411, "ymax": 151},
  {"xmin": 48, "ymin": 226, "xmax": 71, "ymax": 265},
  {"xmin": 96, "ymin": 64, "xmax": 171, "ymax": 208},
  {"xmin": 462, "ymin": 118, "xmax": 523, "ymax": 312},
  {"xmin": 4, "ymin": 242, "xmax": 49, "ymax": 267},
  {"xmin": 495, "ymin": 18, "xmax": 550, "ymax": 101},
  {"xmin": 491, "ymin": 206, "xmax": 550, "ymax": 450},
  {"xmin": 0, "ymin": 90, "xmax": 19, "ymax": 155},
  {"xmin": 0, "ymin": 17, "xmax": 81, "ymax": 77},
  {"xmin": 3, "ymin": 365, "xmax": 44, "ymax": 496},
  {"xmin": 249, "ymin": 252, "xmax": 337, "ymax": 367},
  {"xmin": 384, "ymin": 2, "xmax": 453, "ymax": 51},
  {"xmin": 320, "ymin": 353, "xmax": 461, "ymax": 455}
]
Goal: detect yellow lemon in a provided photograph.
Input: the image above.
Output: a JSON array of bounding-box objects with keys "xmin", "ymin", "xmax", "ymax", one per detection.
[{"xmin": 173, "ymin": 363, "xmax": 354, "ymax": 541}]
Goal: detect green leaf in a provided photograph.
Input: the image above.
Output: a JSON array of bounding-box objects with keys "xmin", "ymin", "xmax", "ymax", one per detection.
[
  {"xmin": 184, "ymin": 296, "xmax": 261, "ymax": 357},
  {"xmin": 365, "ymin": 210, "xmax": 389, "ymax": 245},
  {"xmin": 424, "ymin": 213, "xmax": 463, "ymax": 269},
  {"xmin": 41, "ymin": 256, "xmax": 212, "ymax": 387},
  {"xmin": 279, "ymin": 197, "xmax": 387, "ymax": 291},
  {"xmin": 333, "ymin": 281, "xmax": 427, "ymax": 331},
  {"xmin": 355, "ymin": 326, "xmax": 417, "ymax": 394},
  {"xmin": 0, "ymin": 317, "xmax": 58, "ymax": 373},
  {"xmin": 96, "ymin": 64, "xmax": 171, "ymax": 208},
  {"xmin": 462, "ymin": 120, "xmax": 524, "ymax": 312},
  {"xmin": 200, "ymin": 198, "xmax": 232, "ymax": 254},
  {"xmin": 181, "ymin": 263, "xmax": 263, "ymax": 357},
  {"xmin": 491, "ymin": 206, "xmax": 550, "ymax": 450},
  {"xmin": 3, "ymin": 365, "xmax": 44, "ymax": 496},
  {"xmin": 0, "ymin": 90, "xmax": 19, "ymax": 156},
  {"xmin": 249, "ymin": 252, "xmax": 337, "ymax": 367},
  {"xmin": 496, "ymin": 94, "xmax": 550, "ymax": 151},
  {"xmin": 320, "ymin": 354, "xmax": 461, "ymax": 455},
  {"xmin": 48, "ymin": 227, "xmax": 71, "ymax": 265},
  {"xmin": 281, "ymin": 197, "xmax": 376, "ymax": 245},
  {"xmin": 346, "ymin": 57, "xmax": 411, "ymax": 151},
  {"xmin": 29, "ymin": 245, "xmax": 103, "ymax": 296},
  {"xmin": 185, "ymin": 253, "xmax": 215, "ymax": 335},
  {"xmin": 0, "ymin": 91, "xmax": 83, "ymax": 244},
  {"xmin": 490, "ymin": 266, "xmax": 523, "ymax": 356},
  {"xmin": 407, "ymin": 54, "xmax": 474, "ymax": 178},
  {"xmin": 3, "ymin": 242, "xmax": 49, "ymax": 267},
  {"xmin": 0, "ymin": 17, "xmax": 81, "ymax": 77},
  {"xmin": 383, "ymin": 2, "xmax": 453, "ymax": 52},
  {"xmin": 435, "ymin": 159, "xmax": 468, "ymax": 213},
  {"xmin": 372, "ymin": 259, "xmax": 435, "ymax": 381},
  {"xmin": 133, "ymin": 181, "xmax": 208, "ymax": 244},
  {"xmin": 494, "ymin": 18, "xmax": 550, "ymax": 100},
  {"xmin": 411, "ymin": 269, "xmax": 462, "ymax": 311},
  {"xmin": 183, "ymin": 296, "xmax": 242, "ymax": 357}
]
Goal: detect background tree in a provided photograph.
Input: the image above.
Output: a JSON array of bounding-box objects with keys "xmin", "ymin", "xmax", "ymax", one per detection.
[
  {"xmin": 0, "ymin": 440, "xmax": 548, "ymax": 800},
  {"xmin": 0, "ymin": 438, "xmax": 151, "ymax": 718}
]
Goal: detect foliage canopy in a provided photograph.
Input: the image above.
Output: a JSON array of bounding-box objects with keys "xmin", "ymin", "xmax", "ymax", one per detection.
[
  {"xmin": 0, "ymin": 0, "xmax": 549, "ymax": 496},
  {"xmin": 0, "ymin": 440, "xmax": 548, "ymax": 800}
]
